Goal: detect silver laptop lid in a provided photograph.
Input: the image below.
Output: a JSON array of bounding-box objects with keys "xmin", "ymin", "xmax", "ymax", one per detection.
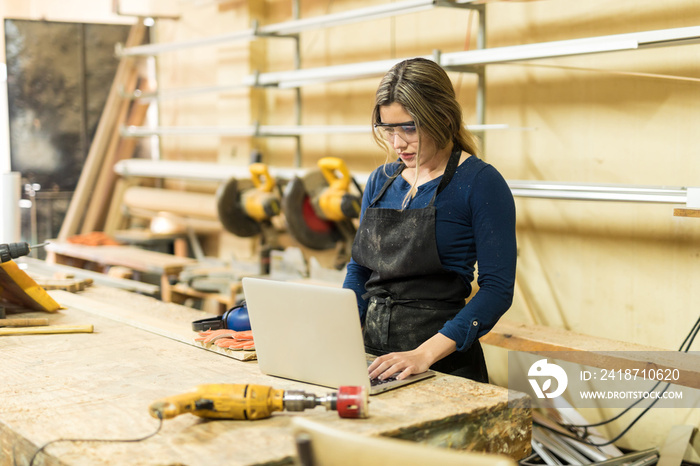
[{"xmin": 242, "ymin": 277, "xmax": 371, "ymax": 390}]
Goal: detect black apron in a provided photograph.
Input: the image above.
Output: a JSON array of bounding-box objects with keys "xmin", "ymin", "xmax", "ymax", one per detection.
[{"xmin": 351, "ymin": 145, "xmax": 488, "ymax": 383}]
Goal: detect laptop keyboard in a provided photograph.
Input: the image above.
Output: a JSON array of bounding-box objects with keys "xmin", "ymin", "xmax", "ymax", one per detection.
[{"xmin": 370, "ymin": 374, "xmax": 399, "ymax": 386}]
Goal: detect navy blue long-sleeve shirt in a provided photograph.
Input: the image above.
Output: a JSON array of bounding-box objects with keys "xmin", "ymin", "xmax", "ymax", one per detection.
[{"xmin": 343, "ymin": 155, "xmax": 517, "ymax": 352}]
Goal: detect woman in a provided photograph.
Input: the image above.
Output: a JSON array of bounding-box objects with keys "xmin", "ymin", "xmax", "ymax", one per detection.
[{"xmin": 342, "ymin": 57, "xmax": 517, "ymax": 383}]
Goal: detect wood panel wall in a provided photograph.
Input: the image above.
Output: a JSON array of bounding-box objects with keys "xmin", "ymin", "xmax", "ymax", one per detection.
[
  {"xmin": 3, "ymin": 0, "xmax": 700, "ymax": 451},
  {"xmin": 151, "ymin": 0, "xmax": 700, "ymax": 450}
]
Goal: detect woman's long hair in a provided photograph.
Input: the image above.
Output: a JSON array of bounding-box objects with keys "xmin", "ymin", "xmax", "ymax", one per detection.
[{"xmin": 371, "ymin": 57, "xmax": 478, "ymax": 206}]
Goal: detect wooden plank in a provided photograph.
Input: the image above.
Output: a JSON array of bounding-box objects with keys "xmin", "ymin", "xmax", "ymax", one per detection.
[
  {"xmin": 79, "ymin": 69, "xmax": 141, "ymax": 234},
  {"xmin": 673, "ymin": 208, "xmax": 700, "ymax": 218},
  {"xmin": 18, "ymin": 256, "xmax": 160, "ymax": 295},
  {"xmin": 481, "ymin": 320, "xmax": 700, "ymax": 390},
  {"xmin": 103, "ymin": 177, "xmax": 134, "ymax": 235},
  {"xmin": 58, "ymin": 22, "xmax": 147, "ymax": 240},
  {"xmin": 2, "ymin": 287, "xmax": 531, "ymax": 465},
  {"xmin": 46, "ymin": 242, "xmax": 196, "ymax": 276},
  {"xmin": 81, "ymin": 77, "xmax": 152, "ymax": 234}
]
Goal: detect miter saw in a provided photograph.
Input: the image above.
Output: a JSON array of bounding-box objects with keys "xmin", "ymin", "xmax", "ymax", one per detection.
[
  {"xmin": 282, "ymin": 157, "xmax": 362, "ymax": 269},
  {"xmin": 178, "ymin": 163, "xmax": 284, "ymax": 296},
  {"xmin": 216, "ymin": 162, "xmax": 284, "ymax": 274}
]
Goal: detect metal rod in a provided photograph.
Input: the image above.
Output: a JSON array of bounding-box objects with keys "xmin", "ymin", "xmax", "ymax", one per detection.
[
  {"xmin": 120, "ymin": 123, "xmax": 512, "ymax": 138},
  {"xmin": 508, "ymin": 180, "xmax": 687, "ymax": 204},
  {"xmin": 293, "ymin": 0, "xmax": 302, "ymax": 167},
  {"xmin": 113, "ymin": 159, "xmax": 697, "ymax": 206},
  {"xmin": 118, "ymin": 0, "xmax": 476, "ymax": 57},
  {"xmin": 250, "ymin": 26, "xmax": 700, "ymax": 88}
]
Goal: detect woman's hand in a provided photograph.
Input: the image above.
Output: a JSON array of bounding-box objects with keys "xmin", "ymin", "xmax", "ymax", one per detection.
[{"xmin": 368, "ymin": 333, "xmax": 457, "ymax": 380}]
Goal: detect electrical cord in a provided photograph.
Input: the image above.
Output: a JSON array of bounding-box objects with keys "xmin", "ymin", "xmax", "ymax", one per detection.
[
  {"xmin": 27, "ymin": 413, "xmax": 163, "ymax": 466},
  {"xmin": 539, "ymin": 313, "xmax": 700, "ymax": 448}
]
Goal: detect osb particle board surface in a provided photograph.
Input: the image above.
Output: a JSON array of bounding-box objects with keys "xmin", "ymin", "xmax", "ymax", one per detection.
[{"xmin": 1, "ymin": 287, "xmax": 530, "ymax": 465}]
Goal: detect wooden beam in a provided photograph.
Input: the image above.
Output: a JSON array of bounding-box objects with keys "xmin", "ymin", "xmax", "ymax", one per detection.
[
  {"xmin": 481, "ymin": 319, "xmax": 700, "ymax": 390},
  {"xmin": 79, "ymin": 71, "xmax": 143, "ymax": 234},
  {"xmin": 673, "ymin": 208, "xmax": 700, "ymax": 218}
]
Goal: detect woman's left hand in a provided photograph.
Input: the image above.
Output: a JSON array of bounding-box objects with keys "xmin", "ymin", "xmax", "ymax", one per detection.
[{"xmin": 368, "ymin": 333, "xmax": 457, "ymax": 381}]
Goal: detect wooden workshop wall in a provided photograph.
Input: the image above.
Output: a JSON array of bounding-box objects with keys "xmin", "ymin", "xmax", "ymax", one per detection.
[
  {"xmin": 482, "ymin": 0, "xmax": 700, "ymax": 451},
  {"xmin": 214, "ymin": 0, "xmax": 700, "ymax": 450},
  {"xmin": 7, "ymin": 0, "xmax": 698, "ymax": 450}
]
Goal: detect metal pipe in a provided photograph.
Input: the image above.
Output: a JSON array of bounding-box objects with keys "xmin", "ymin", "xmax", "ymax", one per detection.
[
  {"xmin": 508, "ymin": 180, "xmax": 688, "ymax": 204},
  {"xmin": 113, "ymin": 159, "xmax": 697, "ymax": 207},
  {"xmin": 251, "ymin": 26, "xmax": 700, "ymax": 88},
  {"xmin": 118, "ymin": 0, "xmax": 473, "ymax": 57},
  {"xmin": 120, "ymin": 123, "xmax": 511, "ymax": 138}
]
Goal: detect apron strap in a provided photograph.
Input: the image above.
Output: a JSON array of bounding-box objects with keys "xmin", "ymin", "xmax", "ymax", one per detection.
[
  {"xmin": 362, "ymin": 288, "xmax": 463, "ymax": 310},
  {"xmin": 430, "ymin": 143, "xmax": 462, "ymax": 205},
  {"xmin": 370, "ymin": 143, "xmax": 462, "ymax": 208},
  {"xmin": 369, "ymin": 163, "xmax": 405, "ymax": 206}
]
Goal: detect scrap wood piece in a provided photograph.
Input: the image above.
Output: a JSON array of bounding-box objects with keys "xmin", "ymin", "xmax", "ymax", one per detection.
[
  {"xmin": 0, "ymin": 261, "xmax": 62, "ymax": 312},
  {"xmin": 32, "ymin": 277, "xmax": 93, "ymax": 292},
  {"xmin": 0, "ymin": 324, "xmax": 93, "ymax": 336}
]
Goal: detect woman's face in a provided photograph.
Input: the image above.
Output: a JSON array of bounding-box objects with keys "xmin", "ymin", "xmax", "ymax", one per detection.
[{"xmin": 378, "ymin": 102, "xmax": 441, "ymax": 170}]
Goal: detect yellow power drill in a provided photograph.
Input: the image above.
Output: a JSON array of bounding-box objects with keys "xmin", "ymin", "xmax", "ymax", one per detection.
[{"xmin": 149, "ymin": 384, "xmax": 369, "ymax": 421}]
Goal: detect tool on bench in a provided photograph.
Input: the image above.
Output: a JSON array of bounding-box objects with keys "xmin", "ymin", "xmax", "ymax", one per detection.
[
  {"xmin": 0, "ymin": 241, "xmax": 49, "ymax": 263},
  {"xmin": 149, "ymin": 383, "xmax": 369, "ymax": 421},
  {"xmin": 0, "ymin": 317, "xmax": 49, "ymax": 327},
  {"xmin": 191, "ymin": 301, "xmax": 250, "ymax": 332},
  {"xmin": 282, "ymin": 157, "xmax": 361, "ymax": 269}
]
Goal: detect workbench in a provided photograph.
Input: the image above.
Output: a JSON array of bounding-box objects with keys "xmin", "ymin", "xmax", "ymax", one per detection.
[
  {"xmin": 45, "ymin": 241, "xmax": 197, "ymax": 302},
  {"xmin": 0, "ymin": 286, "xmax": 531, "ymax": 466}
]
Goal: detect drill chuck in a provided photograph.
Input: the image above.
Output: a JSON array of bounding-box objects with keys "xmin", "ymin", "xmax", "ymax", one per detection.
[
  {"xmin": 284, "ymin": 386, "xmax": 368, "ymax": 419},
  {"xmin": 0, "ymin": 241, "xmax": 49, "ymax": 263}
]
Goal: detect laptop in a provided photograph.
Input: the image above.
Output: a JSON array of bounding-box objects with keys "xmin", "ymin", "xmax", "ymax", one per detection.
[{"xmin": 241, "ymin": 277, "xmax": 435, "ymax": 395}]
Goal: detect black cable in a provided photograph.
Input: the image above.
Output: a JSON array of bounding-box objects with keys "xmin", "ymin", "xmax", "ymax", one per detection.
[
  {"xmin": 543, "ymin": 312, "xmax": 700, "ymax": 448},
  {"xmin": 560, "ymin": 314, "xmax": 700, "ymax": 430},
  {"xmin": 28, "ymin": 414, "xmax": 163, "ymax": 466},
  {"xmin": 539, "ymin": 381, "xmax": 672, "ymax": 448}
]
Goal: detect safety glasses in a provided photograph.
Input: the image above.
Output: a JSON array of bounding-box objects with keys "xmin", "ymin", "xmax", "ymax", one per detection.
[{"xmin": 373, "ymin": 121, "xmax": 418, "ymax": 142}]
